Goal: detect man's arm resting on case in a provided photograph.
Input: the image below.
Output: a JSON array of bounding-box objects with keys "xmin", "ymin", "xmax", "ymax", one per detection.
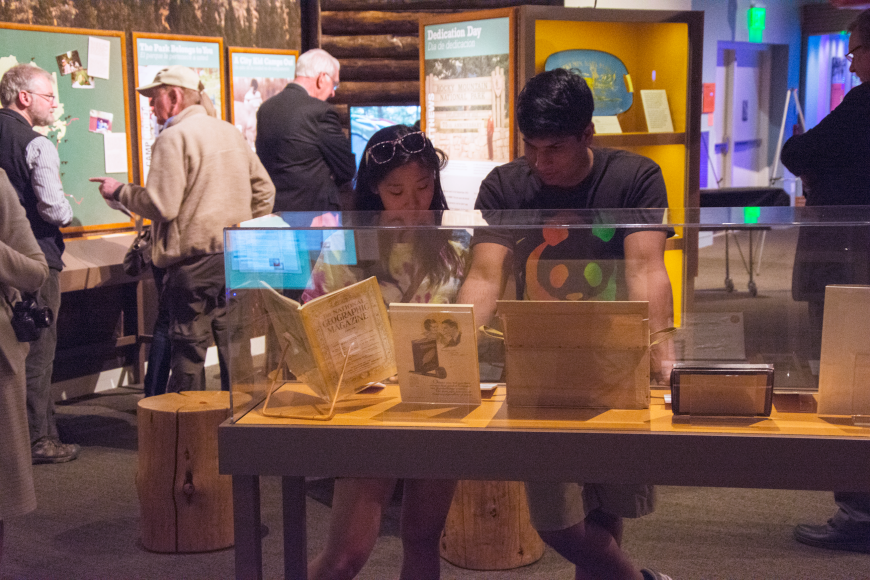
[
  {"xmin": 624, "ymin": 229, "xmax": 674, "ymax": 384},
  {"xmin": 456, "ymin": 242, "xmax": 512, "ymax": 330}
]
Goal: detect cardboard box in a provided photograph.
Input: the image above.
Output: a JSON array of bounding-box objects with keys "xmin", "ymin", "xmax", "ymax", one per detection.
[{"xmin": 497, "ymin": 300, "xmax": 650, "ymax": 409}]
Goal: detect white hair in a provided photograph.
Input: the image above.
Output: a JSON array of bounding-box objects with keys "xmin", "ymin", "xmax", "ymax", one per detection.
[
  {"xmin": 295, "ymin": 49, "xmax": 340, "ymax": 79},
  {"xmin": 0, "ymin": 64, "xmax": 51, "ymax": 108}
]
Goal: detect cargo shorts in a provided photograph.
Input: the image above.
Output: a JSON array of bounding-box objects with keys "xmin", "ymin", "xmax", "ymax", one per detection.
[{"xmin": 524, "ymin": 481, "xmax": 657, "ymax": 532}]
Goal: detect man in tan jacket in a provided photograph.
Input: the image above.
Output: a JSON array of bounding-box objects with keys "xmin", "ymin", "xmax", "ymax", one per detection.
[{"xmin": 92, "ymin": 66, "xmax": 275, "ymax": 392}]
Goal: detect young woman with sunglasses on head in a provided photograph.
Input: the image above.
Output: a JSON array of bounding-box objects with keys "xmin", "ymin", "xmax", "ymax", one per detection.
[{"xmin": 304, "ymin": 125, "xmax": 466, "ymax": 580}]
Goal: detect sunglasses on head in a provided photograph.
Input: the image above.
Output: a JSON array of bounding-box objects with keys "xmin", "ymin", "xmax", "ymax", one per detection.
[{"xmin": 366, "ymin": 131, "xmax": 429, "ymax": 164}]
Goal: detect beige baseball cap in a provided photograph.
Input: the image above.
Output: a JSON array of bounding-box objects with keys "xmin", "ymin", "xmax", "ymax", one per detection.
[{"xmin": 136, "ymin": 65, "xmax": 201, "ymax": 96}]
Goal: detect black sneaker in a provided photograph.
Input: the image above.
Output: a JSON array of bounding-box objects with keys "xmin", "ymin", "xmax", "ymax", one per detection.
[
  {"xmin": 641, "ymin": 570, "xmax": 674, "ymax": 580},
  {"xmin": 31, "ymin": 436, "xmax": 80, "ymax": 465},
  {"xmin": 794, "ymin": 519, "xmax": 870, "ymax": 553}
]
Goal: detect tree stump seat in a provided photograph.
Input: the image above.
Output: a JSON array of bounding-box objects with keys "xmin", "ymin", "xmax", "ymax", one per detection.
[{"xmin": 136, "ymin": 391, "xmax": 234, "ymax": 553}]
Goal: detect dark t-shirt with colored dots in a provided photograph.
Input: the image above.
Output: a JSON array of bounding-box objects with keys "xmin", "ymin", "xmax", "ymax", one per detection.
[{"xmin": 473, "ymin": 148, "xmax": 669, "ymax": 301}]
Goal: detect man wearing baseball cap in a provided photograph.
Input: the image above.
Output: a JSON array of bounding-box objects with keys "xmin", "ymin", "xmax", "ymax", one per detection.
[{"xmin": 91, "ymin": 66, "xmax": 275, "ymax": 392}]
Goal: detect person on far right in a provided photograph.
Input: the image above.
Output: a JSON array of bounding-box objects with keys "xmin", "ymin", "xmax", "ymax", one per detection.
[{"xmin": 781, "ymin": 8, "xmax": 870, "ymax": 554}]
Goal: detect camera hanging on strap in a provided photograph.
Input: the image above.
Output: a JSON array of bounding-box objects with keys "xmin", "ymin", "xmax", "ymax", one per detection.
[{"xmin": 6, "ymin": 292, "xmax": 54, "ymax": 342}]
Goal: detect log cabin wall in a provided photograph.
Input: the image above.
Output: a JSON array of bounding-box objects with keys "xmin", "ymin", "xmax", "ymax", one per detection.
[{"xmin": 319, "ymin": 0, "xmax": 563, "ymax": 125}]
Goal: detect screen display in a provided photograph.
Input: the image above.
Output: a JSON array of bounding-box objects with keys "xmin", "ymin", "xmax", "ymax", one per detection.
[{"xmin": 350, "ymin": 106, "xmax": 421, "ymax": 167}]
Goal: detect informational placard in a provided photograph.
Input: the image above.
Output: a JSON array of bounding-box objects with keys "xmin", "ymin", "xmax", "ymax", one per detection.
[
  {"xmin": 133, "ymin": 33, "xmax": 225, "ymax": 183},
  {"xmin": 0, "ymin": 23, "xmax": 132, "ymax": 233},
  {"xmin": 228, "ymin": 47, "xmax": 297, "ymax": 152},
  {"xmin": 421, "ymin": 13, "xmax": 513, "ymax": 210},
  {"xmin": 641, "ymin": 89, "xmax": 674, "ymax": 133}
]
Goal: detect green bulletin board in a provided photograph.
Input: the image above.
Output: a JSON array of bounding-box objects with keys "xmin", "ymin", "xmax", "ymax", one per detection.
[{"xmin": 0, "ymin": 23, "xmax": 133, "ymax": 233}]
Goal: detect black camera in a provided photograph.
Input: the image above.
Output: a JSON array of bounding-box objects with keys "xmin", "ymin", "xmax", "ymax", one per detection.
[{"xmin": 11, "ymin": 297, "xmax": 53, "ymax": 342}]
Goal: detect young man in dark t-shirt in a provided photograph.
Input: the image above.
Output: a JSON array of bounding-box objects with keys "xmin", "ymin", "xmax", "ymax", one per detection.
[{"xmin": 457, "ymin": 69, "xmax": 673, "ymax": 580}]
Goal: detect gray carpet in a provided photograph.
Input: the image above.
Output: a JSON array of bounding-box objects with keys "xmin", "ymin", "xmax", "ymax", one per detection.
[{"xmin": 1, "ymin": 387, "xmax": 868, "ymax": 580}]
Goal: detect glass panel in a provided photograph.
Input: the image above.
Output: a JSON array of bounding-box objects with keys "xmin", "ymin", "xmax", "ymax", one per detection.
[{"xmin": 225, "ymin": 207, "xmax": 870, "ymax": 432}]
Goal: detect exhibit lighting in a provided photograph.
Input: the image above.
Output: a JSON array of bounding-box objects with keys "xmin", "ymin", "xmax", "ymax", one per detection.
[{"xmin": 748, "ymin": 6, "xmax": 766, "ymax": 43}]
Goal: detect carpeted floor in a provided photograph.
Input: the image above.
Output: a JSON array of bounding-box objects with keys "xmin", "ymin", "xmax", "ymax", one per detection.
[{"xmin": 1, "ymin": 386, "xmax": 867, "ymax": 580}]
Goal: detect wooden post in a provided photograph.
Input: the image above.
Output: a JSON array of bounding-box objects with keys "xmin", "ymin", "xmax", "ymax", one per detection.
[
  {"xmin": 137, "ymin": 391, "xmax": 234, "ymax": 553},
  {"xmin": 301, "ymin": 0, "xmax": 322, "ymax": 52},
  {"xmin": 440, "ymin": 480, "xmax": 544, "ymax": 570}
]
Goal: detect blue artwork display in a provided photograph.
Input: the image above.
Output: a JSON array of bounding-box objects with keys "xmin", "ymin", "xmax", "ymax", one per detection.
[{"xmin": 544, "ymin": 50, "xmax": 633, "ymax": 116}]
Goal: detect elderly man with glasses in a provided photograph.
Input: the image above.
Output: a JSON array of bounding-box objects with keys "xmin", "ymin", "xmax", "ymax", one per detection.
[
  {"xmin": 0, "ymin": 64, "xmax": 78, "ymax": 465},
  {"xmin": 255, "ymin": 48, "xmax": 356, "ymax": 213},
  {"xmin": 781, "ymin": 8, "xmax": 870, "ymax": 554}
]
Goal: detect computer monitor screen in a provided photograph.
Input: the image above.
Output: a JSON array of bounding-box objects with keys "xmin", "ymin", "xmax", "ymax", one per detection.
[{"xmin": 350, "ymin": 106, "xmax": 421, "ymax": 167}]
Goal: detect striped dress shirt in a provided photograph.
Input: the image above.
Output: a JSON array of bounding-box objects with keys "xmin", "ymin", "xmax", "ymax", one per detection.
[{"xmin": 25, "ymin": 136, "xmax": 73, "ymax": 227}]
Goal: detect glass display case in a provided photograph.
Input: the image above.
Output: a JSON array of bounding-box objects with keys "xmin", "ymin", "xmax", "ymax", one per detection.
[
  {"xmin": 221, "ymin": 208, "xmax": 870, "ymax": 578},
  {"xmin": 224, "ymin": 207, "xmax": 870, "ymax": 424}
]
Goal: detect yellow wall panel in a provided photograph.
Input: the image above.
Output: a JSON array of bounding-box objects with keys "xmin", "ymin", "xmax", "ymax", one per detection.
[{"xmin": 535, "ymin": 20, "xmax": 688, "ymax": 133}]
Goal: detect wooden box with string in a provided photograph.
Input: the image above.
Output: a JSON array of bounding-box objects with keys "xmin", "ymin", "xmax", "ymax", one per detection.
[{"xmin": 496, "ymin": 300, "xmax": 671, "ymax": 409}]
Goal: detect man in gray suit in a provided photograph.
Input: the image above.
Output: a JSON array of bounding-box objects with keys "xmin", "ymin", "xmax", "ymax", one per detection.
[{"xmin": 255, "ymin": 49, "xmax": 355, "ymax": 212}]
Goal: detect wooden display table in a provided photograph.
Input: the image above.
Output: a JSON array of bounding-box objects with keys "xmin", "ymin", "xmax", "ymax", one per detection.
[
  {"xmin": 138, "ymin": 391, "xmax": 234, "ymax": 553},
  {"xmin": 219, "ymin": 385, "xmax": 870, "ymax": 580}
]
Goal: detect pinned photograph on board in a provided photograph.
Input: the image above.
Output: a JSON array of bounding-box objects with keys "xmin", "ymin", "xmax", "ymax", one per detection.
[
  {"xmin": 88, "ymin": 110, "xmax": 113, "ymax": 134},
  {"xmin": 71, "ymin": 69, "xmax": 94, "ymax": 88},
  {"xmin": 56, "ymin": 50, "xmax": 83, "ymax": 76}
]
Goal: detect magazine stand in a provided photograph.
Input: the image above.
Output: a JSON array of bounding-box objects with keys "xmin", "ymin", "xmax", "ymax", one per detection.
[
  {"xmin": 261, "ymin": 337, "xmax": 355, "ymax": 421},
  {"xmin": 259, "ymin": 284, "xmax": 358, "ymax": 421}
]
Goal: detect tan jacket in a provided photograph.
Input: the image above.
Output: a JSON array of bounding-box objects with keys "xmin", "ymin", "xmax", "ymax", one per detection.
[
  {"xmin": 0, "ymin": 168, "xmax": 49, "ymax": 376},
  {"xmin": 118, "ymin": 105, "xmax": 275, "ymax": 268}
]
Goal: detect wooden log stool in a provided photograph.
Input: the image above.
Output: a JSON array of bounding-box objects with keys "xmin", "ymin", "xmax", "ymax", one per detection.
[
  {"xmin": 440, "ymin": 480, "xmax": 544, "ymax": 570},
  {"xmin": 137, "ymin": 391, "xmax": 234, "ymax": 553}
]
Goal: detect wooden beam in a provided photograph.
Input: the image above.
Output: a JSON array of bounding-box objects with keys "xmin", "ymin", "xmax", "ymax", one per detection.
[
  {"xmin": 322, "ymin": 11, "xmax": 425, "ymax": 35},
  {"xmin": 322, "ymin": 0, "xmax": 561, "ymax": 10},
  {"xmin": 322, "ymin": 34, "xmax": 418, "ymax": 59},
  {"xmin": 330, "ymin": 81, "xmax": 420, "ymax": 105},
  {"xmin": 300, "ymin": 0, "xmax": 321, "ymax": 51},
  {"xmin": 334, "ymin": 104, "xmax": 350, "ymax": 128},
  {"xmin": 339, "ymin": 58, "xmax": 419, "ymax": 81}
]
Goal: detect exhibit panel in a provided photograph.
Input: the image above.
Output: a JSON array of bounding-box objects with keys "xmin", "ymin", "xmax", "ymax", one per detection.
[
  {"xmin": 132, "ymin": 32, "xmax": 225, "ymax": 184},
  {"xmin": 220, "ymin": 207, "xmax": 870, "ymax": 578},
  {"xmin": 0, "ymin": 23, "xmax": 133, "ymax": 233},
  {"xmin": 420, "ymin": 9, "xmax": 517, "ymax": 211},
  {"xmin": 227, "ymin": 47, "xmax": 297, "ymax": 152},
  {"xmin": 223, "ymin": 206, "xmax": 870, "ymax": 421}
]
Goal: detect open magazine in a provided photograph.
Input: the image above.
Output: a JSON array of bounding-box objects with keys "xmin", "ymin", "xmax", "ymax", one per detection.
[{"xmin": 260, "ymin": 277, "xmax": 397, "ymax": 418}]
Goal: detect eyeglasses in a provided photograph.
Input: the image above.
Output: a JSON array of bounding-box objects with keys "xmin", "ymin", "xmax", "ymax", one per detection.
[
  {"xmin": 321, "ymin": 71, "xmax": 339, "ymax": 92},
  {"xmin": 26, "ymin": 91, "xmax": 56, "ymax": 104},
  {"xmin": 366, "ymin": 132, "xmax": 429, "ymax": 164},
  {"xmin": 846, "ymin": 45, "xmax": 863, "ymax": 63}
]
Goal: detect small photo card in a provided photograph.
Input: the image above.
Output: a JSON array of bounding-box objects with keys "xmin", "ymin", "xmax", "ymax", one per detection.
[
  {"xmin": 71, "ymin": 69, "xmax": 94, "ymax": 89},
  {"xmin": 56, "ymin": 50, "xmax": 83, "ymax": 76},
  {"xmin": 89, "ymin": 110, "xmax": 113, "ymax": 133}
]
